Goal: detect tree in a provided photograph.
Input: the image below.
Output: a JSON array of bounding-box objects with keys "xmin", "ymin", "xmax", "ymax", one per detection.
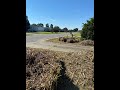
[
  {"xmin": 31, "ymin": 24, "xmax": 37, "ymax": 26},
  {"xmin": 44, "ymin": 23, "xmax": 50, "ymax": 31},
  {"xmin": 53, "ymin": 26, "xmax": 60, "ymax": 33},
  {"xmin": 73, "ymin": 28, "xmax": 78, "ymax": 32},
  {"xmin": 81, "ymin": 17, "xmax": 94, "ymax": 40},
  {"xmin": 46, "ymin": 23, "xmax": 49, "ymax": 28},
  {"xmin": 50, "ymin": 24, "xmax": 53, "ymax": 33},
  {"xmin": 26, "ymin": 16, "xmax": 30, "ymax": 32},
  {"xmin": 63, "ymin": 27, "xmax": 68, "ymax": 32},
  {"xmin": 37, "ymin": 23, "xmax": 44, "ymax": 27}
]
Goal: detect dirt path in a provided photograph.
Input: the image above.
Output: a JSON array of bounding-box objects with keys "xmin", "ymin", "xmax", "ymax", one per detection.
[{"xmin": 26, "ymin": 33, "xmax": 93, "ymax": 52}]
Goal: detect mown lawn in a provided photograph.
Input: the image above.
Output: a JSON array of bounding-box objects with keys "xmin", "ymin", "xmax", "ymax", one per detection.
[{"xmin": 26, "ymin": 32, "xmax": 65, "ymax": 34}]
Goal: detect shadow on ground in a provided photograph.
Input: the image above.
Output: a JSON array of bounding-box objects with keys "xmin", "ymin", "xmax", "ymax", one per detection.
[{"xmin": 55, "ymin": 61, "xmax": 80, "ymax": 90}]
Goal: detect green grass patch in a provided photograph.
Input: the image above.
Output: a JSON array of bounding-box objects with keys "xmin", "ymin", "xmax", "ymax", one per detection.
[
  {"xmin": 26, "ymin": 32, "xmax": 65, "ymax": 34},
  {"xmin": 73, "ymin": 32, "xmax": 81, "ymax": 37}
]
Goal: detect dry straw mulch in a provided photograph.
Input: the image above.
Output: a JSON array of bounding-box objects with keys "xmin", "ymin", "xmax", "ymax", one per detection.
[
  {"xmin": 80, "ymin": 40, "xmax": 94, "ymax": 46},
  {"xmin": 26, "ymin": 48, "xmax": 61, "ymax": 90},
  {"xmin": 47, "ymin": 37, "xmax": 94, "ymax": 46},
  {"xmin": 26, "ymin": 47, "xmax": 94, "ymax": 90},
  {"xmin": 54, "ymin": 49, "xmax": 94, "ymax": 90}
]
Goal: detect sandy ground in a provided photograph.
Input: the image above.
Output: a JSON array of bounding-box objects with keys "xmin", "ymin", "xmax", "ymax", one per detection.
[{"xmin": 26, "ymin": 33, "xmax": 94, "ymax": 52}]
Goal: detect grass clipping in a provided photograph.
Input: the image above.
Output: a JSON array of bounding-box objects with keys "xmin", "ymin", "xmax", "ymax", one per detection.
[
  {"xmin": 80, "ymin": 40, "xmax": 94, "ymax": 46},
  {"xmin": 26, "ymin": 47, "xmax": 94, "ymax": 90},
  {"xmin": 26, "ymin": 48, "xmax": 61, "ymax": 90}
]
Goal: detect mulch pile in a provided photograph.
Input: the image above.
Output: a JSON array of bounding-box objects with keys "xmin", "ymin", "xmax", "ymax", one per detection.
[
  {"xmin": 26, "ymin": 48, "xmax": 61, "ymax": 90},
  {"xmin": 26, "ymin": 47, "xmax": 94, "ymax": 90}
]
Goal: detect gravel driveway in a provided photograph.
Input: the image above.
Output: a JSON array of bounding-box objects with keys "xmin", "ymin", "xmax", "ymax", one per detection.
[{"xmin": 26, "ymin": 33, "xmax": 93, "ymax": 52}]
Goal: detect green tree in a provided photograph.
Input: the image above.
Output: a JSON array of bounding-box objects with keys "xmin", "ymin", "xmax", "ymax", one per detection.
[
  {"xmin": 53, "ymin": 26, "xmax": 60, "ymax": 33},
  {"xmin": 50, "ymin": 24, "xmax": 53, "ymax": 33},
  {"xmin": 46, "ymin": 23, "xmax": 49, "ymax": 28},
  {"xmin": 63, "ymin": 27, "xmax": 68, "ymax": 32},
  {"xmin": 26, "ymin": 16, "xmax": 30, "ymax": 32},
  {"xmin": 81, "ymin": 17, "xmax": 94, "ymax": 40},
  {"xmin": 37, "ymin": 23, "xmax": 44, "ymax": 27},
  {"xmin": 73, "ymin": 28, "xmax": 78, "ymax": 32},
  {"xmin": 31, "ymin": 24, "xmax": 37, "ymax": 26}
]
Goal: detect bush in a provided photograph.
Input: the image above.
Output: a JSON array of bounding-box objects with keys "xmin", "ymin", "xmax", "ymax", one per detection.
[
  {"xmin": 81, "ymin": 18, "xmax": 94, "ymax": 40},
  {"xmin": 53, "ymin": 26, "xmax": 60, "ymax": 33}
]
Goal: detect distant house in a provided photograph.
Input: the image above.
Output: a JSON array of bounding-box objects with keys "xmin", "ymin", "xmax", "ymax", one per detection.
[{"xmin": 28, "ymin": 25, "xmax": 45, "ymax": 32}]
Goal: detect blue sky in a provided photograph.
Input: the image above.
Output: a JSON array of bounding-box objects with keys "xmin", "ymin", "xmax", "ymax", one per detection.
[{"xmin": 26, "ymin": 0, "xmax": 94, "ymax": 30}]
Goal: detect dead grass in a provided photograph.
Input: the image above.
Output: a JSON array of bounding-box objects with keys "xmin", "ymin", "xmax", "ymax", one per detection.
[
  {"xmin": 80, "ymin": 40, "xmax": 94, "ymax": 46},
  {"xmin": 26, "ymin": 47, "xmax": 94, "ymax": 90},
  {"xmin": 26, "ymin": 48, "xmax": 61, "ymax": 90}
]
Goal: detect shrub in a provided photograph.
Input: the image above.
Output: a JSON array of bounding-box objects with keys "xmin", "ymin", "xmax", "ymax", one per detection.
[
  {"xmin": 81, "ymin": 18, "xmax": 94, "ymax": 40},
  {"xmin": 53, "ymin": 26, "xmax": 60, "ymax": 33}
]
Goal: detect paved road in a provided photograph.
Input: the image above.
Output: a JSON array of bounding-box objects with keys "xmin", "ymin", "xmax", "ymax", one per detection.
[{"xmin": 26, "ymin": 33, "xmax": 93, "ymax": 52}]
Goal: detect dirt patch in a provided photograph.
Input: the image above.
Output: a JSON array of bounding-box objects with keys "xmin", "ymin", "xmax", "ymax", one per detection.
[{"xmin": 26, "ymin": 47, "xmax": 94, "ymax": 90}]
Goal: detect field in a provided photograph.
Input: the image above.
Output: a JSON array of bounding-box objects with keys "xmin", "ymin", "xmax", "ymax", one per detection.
[
  {"xmin": 26, "ymin": 47, "xmax": 94, "ymax": 90},
  {"xmin": 26, "ymin": 32, "xmax": 65, "ymax": 35}
]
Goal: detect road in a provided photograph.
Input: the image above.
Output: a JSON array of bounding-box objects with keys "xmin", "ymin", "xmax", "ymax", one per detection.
[{"xmin": 26, "ymin": 33, "xmax": 93, "ymax": 52}]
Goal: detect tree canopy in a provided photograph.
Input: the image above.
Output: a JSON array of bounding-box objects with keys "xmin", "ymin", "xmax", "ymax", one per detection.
[
  {"xmin": 81, "ymin": 17, "xmax": 94, "ymax": 40},
  {"xmin": 26, "ymin": 16, "xmax": 30, "ymax": 32}
]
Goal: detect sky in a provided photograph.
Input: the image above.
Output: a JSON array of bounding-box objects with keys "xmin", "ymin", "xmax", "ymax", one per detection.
[{"xmin": 26, "ymin": 0, "xmax": 94, "ymax": 30}]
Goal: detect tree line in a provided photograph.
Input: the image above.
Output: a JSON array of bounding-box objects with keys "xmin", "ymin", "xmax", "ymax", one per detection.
[
  {"xmin": 26, "ymin": 16, "xmax": 78, "ymax": 32},
  {"xmin": 26, "ymin": 16, "xmax": 94, "ymax": 40}
]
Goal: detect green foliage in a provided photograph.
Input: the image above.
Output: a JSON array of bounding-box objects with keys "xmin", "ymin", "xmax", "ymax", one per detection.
[
  {"xmin": 50, "ymin": 24, "xmax": 54, "ymax": 32},
  {"xmin": 26, "ymin": 16, "xmax": 30, "ymax": 32},
  {"xmin": 81, "ymin": 18, "xmax": 94, "ymax": 40},
  {"xmin": 46, "ymin": 23, "xmax": 49, "ymax": 28},
  {"xmin": 37, "ymin": 23, "xmax": 44, "ymax": 27},
  {"xmin": 63, "ymin": 27, "xmax": 68, "ymax": 32},
  {"xmin": 50, "ymin": 24, "xmax": 53, "ymax": 29},
  {"xmin": 31, "ymin": 24, "xmax": 37, "ymax": 26},
  {"xmin": 73, "ymin": 28, "xmax": 78, "ymax": 32},
  {"xmin": 53, "ymin": 26, "xmax": 60, "ymax": 33}
]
